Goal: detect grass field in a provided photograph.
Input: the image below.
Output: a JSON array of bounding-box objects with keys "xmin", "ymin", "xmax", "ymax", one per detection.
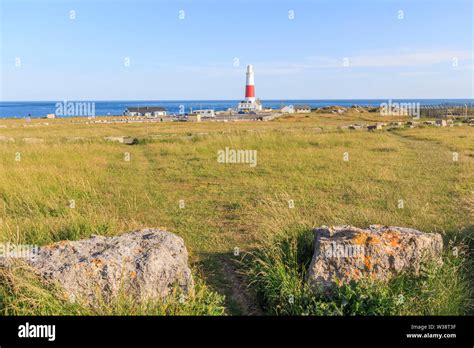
[{"xmin": 0, "ymin": 111, "xmax": 472, "ymax": 315}]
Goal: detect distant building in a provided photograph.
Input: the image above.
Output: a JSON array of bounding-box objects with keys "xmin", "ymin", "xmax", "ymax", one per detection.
[
  {"xmin": 294, "ymin": 105, "xmax": 311, "ymax": 113},
  {"xmin": 124, "ymin": 106, "xmax": 167, "ymax": 117},
  {"xmin": 281, "ymin": 105, "xmax": 295, "ymax": 114},
  {"xmin": 238, "ymin": 99, "xmax": 262, "ymax": 112},
  {"xmin": 192, "ymin": 109, "xmax": 215, "ymax": 118}
]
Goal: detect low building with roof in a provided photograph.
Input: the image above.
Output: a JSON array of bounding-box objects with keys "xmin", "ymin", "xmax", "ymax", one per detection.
[
  {"xmin": 294, "ymin": 105, "xmax": 311, "ymax": 113},
  {"xmin": 192, "ymin": 109, "xmax": 215, "ymax": 118},
  {"xmin": 124, "ymin": 106, "xmax": 167, "ymax": 117},
  {"xmin": 238, "ymin": 99, "xmax": 263, "ymax": 112},
  {"xmin": 281, "ymin": 105, "xmax": 295, "ymax": 114}
]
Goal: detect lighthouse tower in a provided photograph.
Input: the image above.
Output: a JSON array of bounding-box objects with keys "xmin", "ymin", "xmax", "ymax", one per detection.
[
  {"xmin": 245, "ymin": 65, "xmax": 256, "ymax": 102},
  {"xmin": 238, "ymin": 64, "xmax": 262, "ymax": 112}
]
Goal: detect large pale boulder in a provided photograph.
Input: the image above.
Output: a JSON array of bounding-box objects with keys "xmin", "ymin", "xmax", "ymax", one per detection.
[
  {"xmin": 6, "ymin": 229, "xmax": 194, "ymax": 304},
  {"xmin": 307, "ymin": 225, "xmax": 443, "ymax": 291}
]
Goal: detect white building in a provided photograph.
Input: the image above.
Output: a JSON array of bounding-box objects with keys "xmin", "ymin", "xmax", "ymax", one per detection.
[
  {"xmin": 281, "ymin": 105, "xmax": 295, "ymax": 114},
  {"xmin": 192, "ymin": 109, "xmax": 215, "ymax": 118},
  {"xmin": 295, "ymin": 105, "xmax": 311, "ymax": 113},
  {"xmin": 124, "ymin": 106, "xmax": 167, "ymax": 117},
  {"xmin": 238, "ymin": 99, "xmax": 262, "ymax": 112}
]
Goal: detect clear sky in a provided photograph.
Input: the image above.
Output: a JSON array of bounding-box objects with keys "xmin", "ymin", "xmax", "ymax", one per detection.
[{"xmin": 0, "ymin": 0, "xmax": 472, "ymax": 101}]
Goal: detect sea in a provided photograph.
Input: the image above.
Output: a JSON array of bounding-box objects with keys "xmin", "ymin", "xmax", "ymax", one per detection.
[{"xmin": 0, "ymin": 99, "xmax": 472, "ymax": 118}]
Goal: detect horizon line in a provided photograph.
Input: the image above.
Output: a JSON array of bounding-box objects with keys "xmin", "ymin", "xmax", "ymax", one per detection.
[{"xmin": 1, "ymin": 98, "xmax": 473, "ymax": 103}]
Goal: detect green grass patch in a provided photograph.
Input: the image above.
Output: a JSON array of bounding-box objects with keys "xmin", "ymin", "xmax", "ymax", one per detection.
[{"xmin": 0, "ymin": 264, "xmax": 226, "ymax": 316}]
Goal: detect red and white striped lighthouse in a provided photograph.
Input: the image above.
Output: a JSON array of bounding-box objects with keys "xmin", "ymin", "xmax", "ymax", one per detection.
[
  {"xmin": 238, "ymin": 64, "xmax": 262, "ymax": 112},
  {"xmin": 245, "ymin": 64, "xmax": 256, "ymax": 102}
]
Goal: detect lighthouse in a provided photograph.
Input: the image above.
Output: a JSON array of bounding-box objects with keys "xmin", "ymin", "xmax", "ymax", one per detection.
[
  {"xmin": 238, "ymin": 64, "xmax": 262, "ymax": 112},
  {"xmin": 245, "ymin": 64, "xmax": 256, "ymax": 102}
]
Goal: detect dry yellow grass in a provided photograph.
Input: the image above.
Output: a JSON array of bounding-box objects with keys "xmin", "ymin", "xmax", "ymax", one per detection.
[{"xmin": 0, "ymin": 111, "xmax": 472, "ymax": 314}]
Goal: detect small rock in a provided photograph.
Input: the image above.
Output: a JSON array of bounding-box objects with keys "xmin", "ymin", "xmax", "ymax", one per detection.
[
  {"xmin": 367, "ymin": 124, "xmax": 383, "ymax": 131},
  {"xmin": 23, "ymin": 138, "xmax": 44, "ymax": 144}
]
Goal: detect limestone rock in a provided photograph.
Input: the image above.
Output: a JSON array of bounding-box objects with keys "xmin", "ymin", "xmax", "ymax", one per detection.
[
  {"xmin": 307, "ymin": 225, "xmax": 443, "ymax": 291},
  {"xmin": 15, "ymin": 229, "xmax": 194, "ymax": 304},
  {"xmin": 0, "ymin": 136, "xmax": 15, "ymax": 143},
  {"xmin": 104, "ymin": 136, "xmax": 137, "ymax": 144},
  {"xmin": 22, "ymin": 137, "xmax": 44, "ymax": 144}
]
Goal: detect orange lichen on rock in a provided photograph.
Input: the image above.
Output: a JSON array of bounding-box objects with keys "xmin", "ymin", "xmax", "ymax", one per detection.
[
  {"xmin": 383, "ymin": 232, "xmax": 401, "ymax": 248},
  {"xmin": 351, "ymin": 268, "xmax": 361, "ymax": 280},
  {"xmin": 353, "ymin": 232, "xmax": 369, "ymax": 245},
  {"xmin": 354, "ymin": 232, "xmax": 381, "ymax": 247},
  {"xmin": 364, "ymin": 255, "xmax": 372, "ymax": 271},
  {"xmin": 91, "ymin": 258, "xmax": 102, "ymax": 267},
  {"xmin": 366, "ymin": 235, "xmax": 381, "ymax": 245},
  {"xmin": 389, "ymin": 235, "xmax": 401, "ymax": 248},
  {"xmin": 45, "ymin": 240, "xmax": 70, "ymax": 250}
]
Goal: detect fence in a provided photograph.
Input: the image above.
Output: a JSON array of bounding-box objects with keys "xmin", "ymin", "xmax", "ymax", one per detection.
[{"xmin": 419, "ymin": 104, "xmax": 473, "ymax": 118}]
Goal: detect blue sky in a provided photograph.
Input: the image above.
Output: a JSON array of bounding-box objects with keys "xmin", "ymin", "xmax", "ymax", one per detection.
[{"xmin": 0, "ymin": 0, "xmax": 472, "ymax": 101}]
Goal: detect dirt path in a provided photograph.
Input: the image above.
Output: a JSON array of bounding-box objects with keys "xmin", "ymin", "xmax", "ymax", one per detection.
[{"xmin": 220, "ymin": 257, "xmax": 263, "ymax": 316}]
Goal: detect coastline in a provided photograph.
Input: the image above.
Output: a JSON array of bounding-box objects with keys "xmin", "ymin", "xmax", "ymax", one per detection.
[{"xmin": 1, "ymin": 99, "xmax": 473, "ymax": 119}]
